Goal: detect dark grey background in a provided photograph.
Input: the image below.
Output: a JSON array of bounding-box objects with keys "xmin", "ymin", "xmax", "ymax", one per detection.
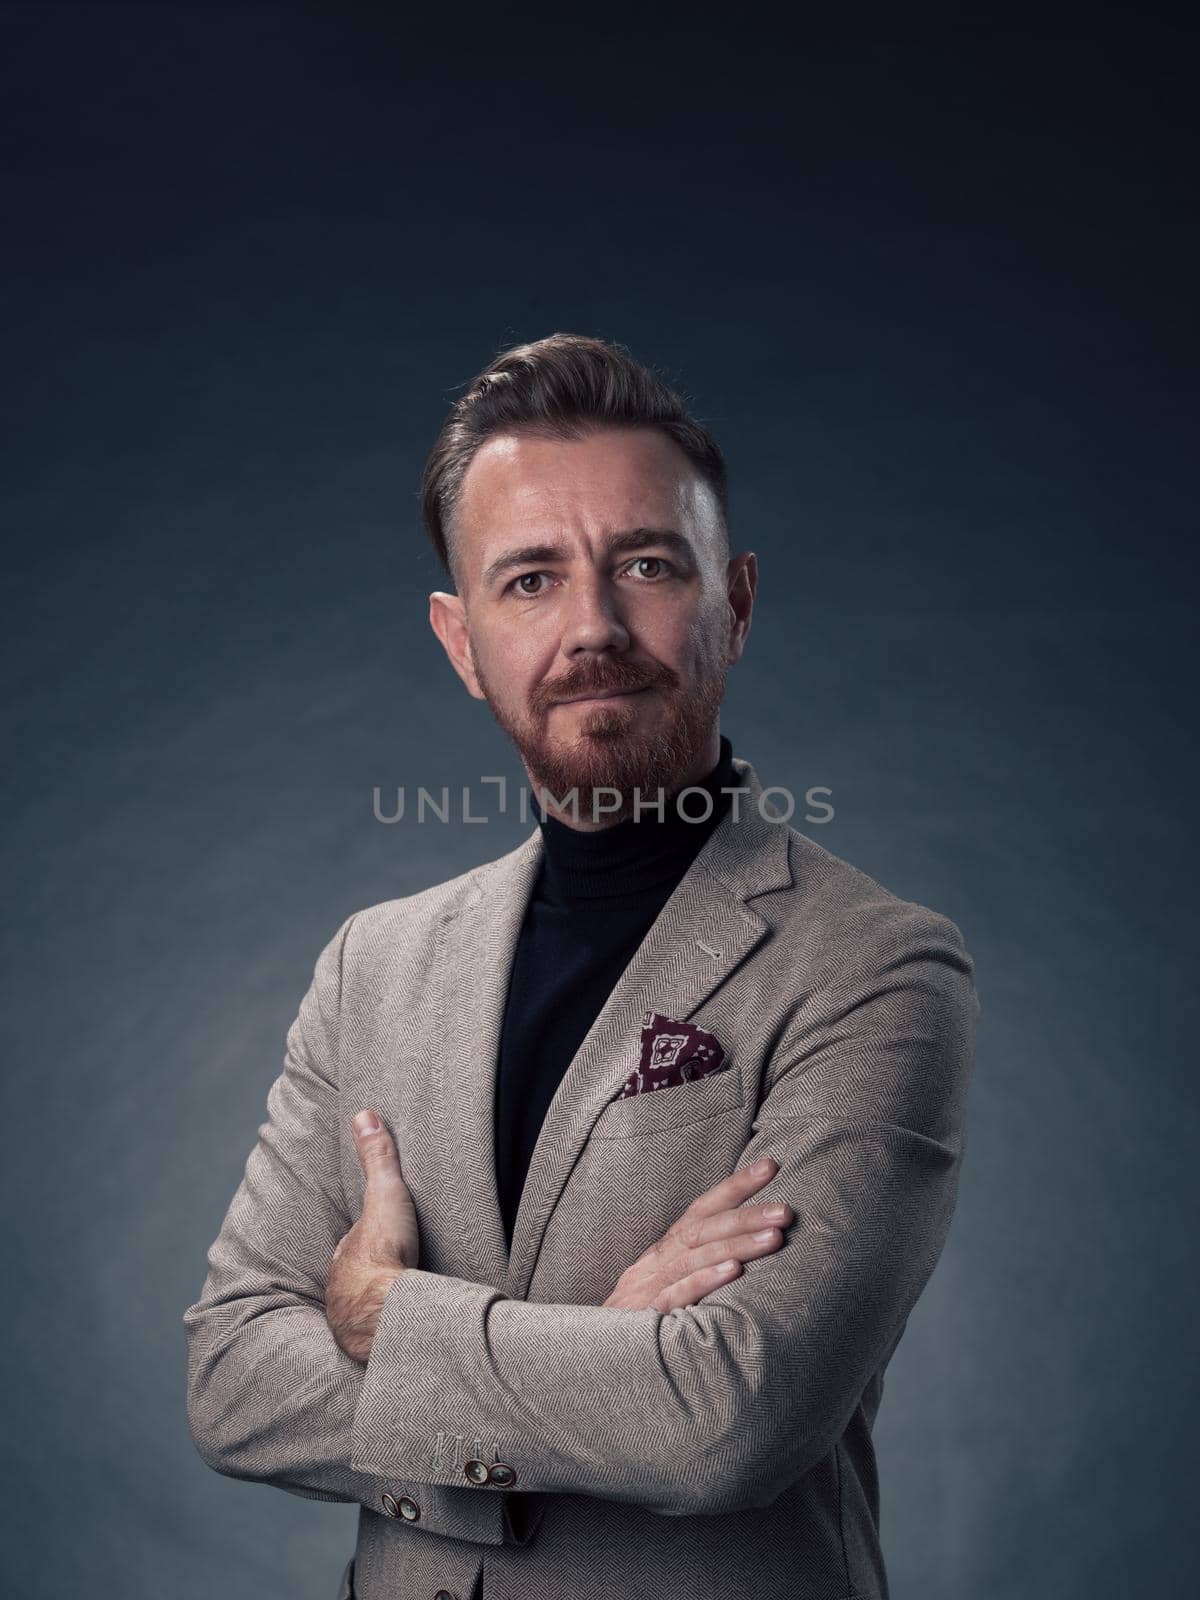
[{"xmin": 2, "ymin": 5, "xmax": 1195, "ymax": 1597}]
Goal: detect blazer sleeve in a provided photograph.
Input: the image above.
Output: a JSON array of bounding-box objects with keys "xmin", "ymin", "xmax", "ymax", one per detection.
[
  {"xmin": 349, "ymin": 902, "xmax": 980, "ymax": 1518},
  {"xmin": 181, "ymin": 913, "xmax": 511, "ymax": 1546}
]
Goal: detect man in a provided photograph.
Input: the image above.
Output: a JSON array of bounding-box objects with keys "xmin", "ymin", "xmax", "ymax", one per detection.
[{"xmin": 184, "ymin": 333, "xmax": 979, "ymax": 1600}]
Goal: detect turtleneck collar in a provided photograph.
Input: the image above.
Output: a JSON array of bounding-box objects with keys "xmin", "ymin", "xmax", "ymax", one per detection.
[{"xmin": 531, "ymin": 734, "xmax": 737, "ymax": 904}]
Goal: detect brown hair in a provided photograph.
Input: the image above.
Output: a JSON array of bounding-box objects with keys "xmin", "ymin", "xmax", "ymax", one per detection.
[{"xmin": 419, "ymin": 331, "xmax": 729, "ymax": 584}]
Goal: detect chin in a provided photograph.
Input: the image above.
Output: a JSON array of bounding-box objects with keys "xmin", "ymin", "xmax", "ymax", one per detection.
[{"xmin": 573, "ymin": 698, "xmax": 656, "ymax": 735}]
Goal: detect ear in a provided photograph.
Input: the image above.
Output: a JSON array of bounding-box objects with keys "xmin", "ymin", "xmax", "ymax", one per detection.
[
  {"xmin": 429, "ymin": 590, "xmax": 486, "ymax": 699},
  {"xmin": 723, "ymin": 551, "xmax": 757, "ymax": 666}
]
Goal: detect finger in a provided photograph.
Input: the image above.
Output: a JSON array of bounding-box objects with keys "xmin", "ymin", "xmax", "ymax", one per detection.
[
  {"xmin": 654, "ymin": 1221, "xmax": 784, "ymax": 1289},
  {"xmin": 679, "ymin": 1225, "xmax": 786, "ymax": 1276},
  {"xmin": 676, "ymin": 1155, "xmax": 780, "ymax": 1225},
  {"xmin": 653, "ymin": 1257, "xmax": 743, "ymax": 1313},
  {"xmin": 682, "ymin": 1199, "xmax": 794, "ymax": 1251},
  {"xmin": 625, "ymin": 1212, "xmax": 787, "ymax": 1305},
  {"xmin": 352, "ymin": 1110, "xmax": 405, "ymax": 1195}
]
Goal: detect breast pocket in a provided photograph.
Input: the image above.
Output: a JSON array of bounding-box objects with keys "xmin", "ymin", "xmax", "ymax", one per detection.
[{"xmin": 589, "ymin": 1062, "xmax": 747, "ymax": 1139}]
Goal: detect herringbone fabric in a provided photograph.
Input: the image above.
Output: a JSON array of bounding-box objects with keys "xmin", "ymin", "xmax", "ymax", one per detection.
[{"xmin": 184, "ymin": 754, "xmax": 979, "ymax": 1600}]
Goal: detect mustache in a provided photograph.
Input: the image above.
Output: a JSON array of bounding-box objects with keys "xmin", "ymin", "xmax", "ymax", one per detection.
[{"xmin": 532, "ymin": 661, "xmax": 678, "ymax": 710}]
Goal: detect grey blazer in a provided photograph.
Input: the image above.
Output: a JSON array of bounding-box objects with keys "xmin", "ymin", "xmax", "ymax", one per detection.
[{"xmin": 183, "ymin": 753, "xmax": 979, "ymax": 1600}]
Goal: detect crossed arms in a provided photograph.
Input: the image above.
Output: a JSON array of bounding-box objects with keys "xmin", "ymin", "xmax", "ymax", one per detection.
[{"xmin": 183, "ymin": 902, "xmax": 978, "ymax": 1528}]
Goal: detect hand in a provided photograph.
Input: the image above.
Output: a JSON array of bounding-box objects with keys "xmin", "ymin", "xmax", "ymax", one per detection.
[
  {"xmin": 602, "ymin": 1156, "xmax": 792, "ymax": 1312},
  {"xmin": 325, "ymin": 1109, "xmax": 421, "ymax": 1364}
]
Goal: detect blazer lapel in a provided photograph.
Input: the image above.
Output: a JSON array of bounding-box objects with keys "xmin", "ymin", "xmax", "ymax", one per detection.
[
  {"xmin": 432, "ymin": 824, "xmax": 543, "ymax": 1296},
  {"xmin": 430, "ymin": 755, "xmax": 794, "ymax": 1301}
]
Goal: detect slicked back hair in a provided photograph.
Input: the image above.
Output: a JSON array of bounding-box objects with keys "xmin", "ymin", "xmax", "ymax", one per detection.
[{"xmin": 419, "ymin": 332, "xmax": 729, "ymax": 587}]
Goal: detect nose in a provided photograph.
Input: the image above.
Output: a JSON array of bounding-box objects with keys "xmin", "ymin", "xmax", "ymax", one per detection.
[{"xmin": 560, "ymin": 569, "xmax": 631, "ymax": 656}]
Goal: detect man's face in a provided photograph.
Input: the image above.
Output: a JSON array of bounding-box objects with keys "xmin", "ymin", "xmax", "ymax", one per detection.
[{"xmin": 429, "ymin": 425, "xmax": 755, "ymax": 826}]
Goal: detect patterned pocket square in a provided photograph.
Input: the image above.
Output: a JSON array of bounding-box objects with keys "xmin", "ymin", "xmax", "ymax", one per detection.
[{"xmin": 614, "ymin": 1011, "xmax": 728, "ymax": 1099}]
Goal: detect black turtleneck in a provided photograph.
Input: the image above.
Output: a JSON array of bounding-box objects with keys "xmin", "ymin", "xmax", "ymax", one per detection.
[{"xmin": 493, "ymin": 735, "xmax": 737, "ymax": 1250}]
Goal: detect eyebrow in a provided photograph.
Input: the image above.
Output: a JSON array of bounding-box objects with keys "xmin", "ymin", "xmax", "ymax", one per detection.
[{"xmin": 480, "ymin": 527, "xmax": 696, "ymax": 589}]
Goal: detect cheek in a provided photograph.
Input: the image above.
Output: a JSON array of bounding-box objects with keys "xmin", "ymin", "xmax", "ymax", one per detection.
[
  {"xmin": 659, "ymin": 616, "xmax": 721, "ymax": 682},
  {"xmin": 628, "ymin": 592, "xmax": 694, "ymax": 653},
  {"xmin": 473, "ymin": 626, "xmax": 552, "ymax": 696},
  {"xmin": 686, "ymin": 600, "xmax": 731, "ymax": 671},
  {"xmin": 640, "ymin": 580, "xmax": 721, "ymax": 647}
]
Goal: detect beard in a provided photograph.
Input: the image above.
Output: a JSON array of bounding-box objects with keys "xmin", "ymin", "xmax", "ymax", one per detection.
[{"xmin": 474, "ymin": 647, "xmax": 728, "ymax": 825}]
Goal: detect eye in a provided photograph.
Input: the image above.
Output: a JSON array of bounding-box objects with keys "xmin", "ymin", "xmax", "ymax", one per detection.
[
  {"xmin": 509, "ymin": 571, "xmax": 551, "ymax": 596},
  {"xmin": 624, "ymin": 556, "xmax": 674, "ymax": 580}
]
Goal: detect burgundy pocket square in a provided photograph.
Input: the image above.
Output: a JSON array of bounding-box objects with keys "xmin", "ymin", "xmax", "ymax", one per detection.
[{"xmin": 614, "ymin": 1011, "xmax": 728, "ymax": 1099}]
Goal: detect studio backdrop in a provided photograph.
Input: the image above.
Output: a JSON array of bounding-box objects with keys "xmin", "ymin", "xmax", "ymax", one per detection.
[{"xmin": 1, "ymin": 7, "xmax": 1194, "ymax": 1599}]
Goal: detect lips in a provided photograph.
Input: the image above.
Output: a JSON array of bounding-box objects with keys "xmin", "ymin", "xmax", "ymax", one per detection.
[{"xmin": 557, "ymin": 686, "xmax": 651, "ymax": 705}]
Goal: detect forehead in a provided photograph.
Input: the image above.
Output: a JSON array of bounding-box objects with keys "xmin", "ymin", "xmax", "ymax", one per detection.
[{"xmin": 454, "ymin": 426, "xmax": 717, "ymax": 547}]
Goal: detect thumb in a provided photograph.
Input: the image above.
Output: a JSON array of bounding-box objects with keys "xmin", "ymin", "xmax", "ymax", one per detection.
[{"xmin": 352, "ymin": 1109, "xmax": 404, "ymax": 1194}]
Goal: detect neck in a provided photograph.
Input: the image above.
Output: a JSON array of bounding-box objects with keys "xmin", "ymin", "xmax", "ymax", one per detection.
[{"xmin": 528, "ymin": 734, "xmax": 737, "ymax": 903}]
